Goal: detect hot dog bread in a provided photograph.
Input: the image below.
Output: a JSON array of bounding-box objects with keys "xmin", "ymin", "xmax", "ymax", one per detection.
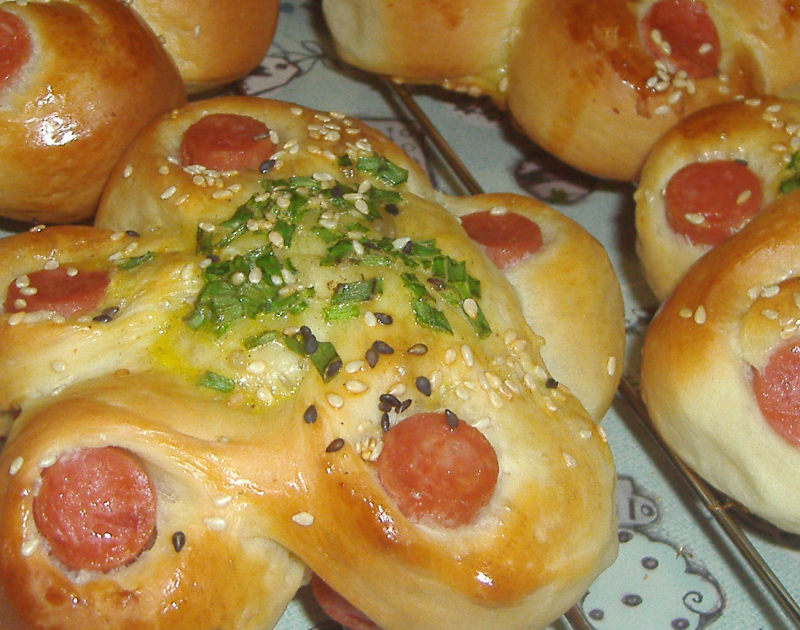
[
  {"xmin": 636, "ymin": 96, "xmax": 800, "ymax": 301},
  {"xmin": 641, "ymin": 190, "xmax": 800, "ymax": 534},
  {"xmin": 322, "ymin": 0, "xmax": 800, "ymax": 182},
  {"xmin": 96, "ymin": 96, "xmax": 625, "ymax": 421},
  {"xmin": 125, "ymin": 0, "xmax": 280, "ymax": 94},
  {"xmin": 0, "ymin": 0, "xmax": 186, "ymax": 225},
  {"xmin": 1, "ymin": 96, "xmax": 621, "ymax": 629}
]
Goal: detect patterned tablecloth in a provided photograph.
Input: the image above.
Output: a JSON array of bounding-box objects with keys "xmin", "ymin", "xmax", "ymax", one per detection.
[{"xmin": 3, "ymin": 1, "xmax": 799, "ymax": 629}]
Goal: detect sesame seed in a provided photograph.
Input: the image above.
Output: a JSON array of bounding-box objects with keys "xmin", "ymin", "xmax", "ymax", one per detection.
[
  {"xmin": 563, "ymin": 453, "xmax": 577, "ymax": 468},
  {"xmin": 545, "ymin": 377, "xmax": 559, "ymax": 389},
  {"xmin": 269, "ymin": 231, "xmax": 285, "ymax": 247},
  {"xmin": 694, "ymin": 305, "xmax": 707, "ymax": 324},
  {"xmin": 736, "ymin": 189, "xmax": 752, "ymax": 205},
  {"xmin": 246, "ymin": 361, "xmax": 267, "ymax": 375},
  {"xmin": 204, "ymin": 517, "xmax": 227, "ymax": 531},
  {"xmin": 303, "ymin": 405, "xmax": 318, "ymax": 424},
  {"xmin": 51, "ymin": 361, "xmax": 66, "ymax": 373},
  {"xmin": 160, "ymin": 185, "xmax": 177, "ymax": 200},
  {"xmin": 44, "ymin": 259, "xmax": 59, "ymax": 271},
  {"xmin": 381, "ymin": 413, "xmax": 391, "ymax": 431},
  {"xmin": 678, "ymin": 308, "xmax": 693, "ymax": 318},
  {"xmin": 463, "ymin": 298, "xmax": 479, "ymax": 319},
  {"xmin": 345, "ymin": 379, "xmax": 368, "ymax": 394},
  {"xmin": 761, "ymin": 284, "xmax": 780, "ymax": 298},
  {"xmin": 365, "ymin": 347, "xmax": 379, "ymax": 368},
  {"xmin": 698, "ymin": 42, "xmax": 713, "ymax": 55},
  {"xmin": 8, "ymin": 456, "xmax": 23, "ymax": 476},
  {"xmin": 13, "ymin": 298, "xmax": 26, "ymax": 310},
  {"xmin": 214, "ymin": 495, "xmax": 233, "ymax": 507},
  {"xmin": 326, "ymin": 393, "xmax": 344, "ymax": 409},
  {"xmin": 444, "ymin": 348, "xmax": 457, "ymax": 365},
  {"xmin": 415, "ymin": 376, "xmax": 432, "ymax": 396},
  {"xmin": 579, "ymin": 429, "xmax": 593, "ymax": 440},
  {"xmin": 406, "ymin": 343, "xmax": 427, "ymax": 355},
  {"xmin": 684, "ymin": 213, "xmax": 705, "ymax": 225},
  {"xmin": 292, "ymin": 512, "xmax": 315, "ymax": 526},
  {"xmin": 444, "ymin": 409, "xmax": 459, "ymax": 428},
  {"xmin": 388, "ymin": 383, "xmax": 406, "ymax": 397},
  {"xmin": 326, "ymin": 438, "xmax": 345, "ymax": 452},
  {"xmin": 606, "ymin": 356, "xmax": 617, "ymax": 376},
  {"xmin": 372, "ymin": 340, "xmax": 394, "ymax": 355},
  {"xmin": 374, "ymin": 312, "xmax": 392, "ymax": 325},
  {"xmin": 489, "ymin": 391, "xmax": 504, "ymax": 408},
  {"xmin": 460, "ymin": 344, "xmax": 474, "ymax": 367},
  {"xmin": 122, "ymin": 164, "xmax": 133, "ymax": 178},
  {"xmin": 364, "ymin": 311, "xmax": 377, "ymax": 327}
]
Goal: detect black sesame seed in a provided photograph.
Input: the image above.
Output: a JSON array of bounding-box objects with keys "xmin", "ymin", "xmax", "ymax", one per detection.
[
  {"xmin": 415, "ymin": 376, "xmax": 432, "ymax": 396},
  {"xmin": 329, "ymin": 184, "xmax": 344, "ymax": 198},
  {"xmin": 374, "ymin": 312, "xmax": 393, "ymax": 325},
  {"xmin": 259, "ymin": 159, "xmax": 276, "ymax": 174},
  {"xmin": 444, "ymin": 408, "xmax": 459, "ymax": 428},
  {"xmin": 385, "ymin": 203, "xmax": 399, "ymax": 215},
  {"xmin": 171, "ymin": 531, "xmax": 186, "ymax": 552},
  {"xmin": 381, "ymin": 412, "xmax": 391, "ymax": 432},
  {"xmin": 365, "ymin": 347, "xmax": 379, "ymax": 368},
  {"xmin": 379, "ymin": 393, "xmax": 401, "ymax": 411},
  {"xmin": 304, "ymin": 335, "xmax": 318, "ymax": 354},
  {"xmin": 406, "ymin": 343, "xmax": 428, "ymax": 355},
  {"xmin": 399, "ymin": 398, "xmax": 412, "ymax": 412},
  {"xmin": 303, "ymin": 405, "xmax": 318, "ymax": 424},
  {"xmin": 372, "ymin": 340, "xmax": 394, "ymax": 355},
  {"xmin": 545, "ymin": 377, "xmax": 559, "ymax": 389},
  {"xmin": 326, "ymin": 438, "xmax": 345, "ymax": 452},
  {"xmin": 325, "ymin": 357, "xmax": 342, "ymax": 379},
  {"xmin": 125, "ymin": 229, "xmax": 140, "ymax": 238},
  {"xmin": 92, "ymin": 306, "xmax": 120, "ymax": 323}
]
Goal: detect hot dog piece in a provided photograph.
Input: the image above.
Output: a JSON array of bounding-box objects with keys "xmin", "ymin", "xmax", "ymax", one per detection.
[
  {"xmin": 641, "ymin": 0, "xmax": 720, "ymax": 79},
  {"xmin": 753, "ymin": 340, "xmax": 800, "ymax": 447},
  {"xmin": 460, "ymin": 211, "xmax": 543, "ymax": 269},
  {"xmin": 310, "ymin": 574, "xmax": 379, "ymax": 630},
  {"xmin": 0, "ymin": 9, "xmax": 30, "ymax": 85},
  {"xmin": 180, "ymin": 113, "xmax": 277, "ymax": 172},
  {"xmin": 376, "ymin": 412, "xmax": 499, "ymax": 527},
  {"xmin": 4, "ymin": 268, "xmax": 109, "ymax": 318},
  {"xmin": 32, "ymin": 447, "xmax": 157, "ymax": 573},
  {"xmin": 664, "ymin": 160, "xmax": 763, "ymax": 246}
]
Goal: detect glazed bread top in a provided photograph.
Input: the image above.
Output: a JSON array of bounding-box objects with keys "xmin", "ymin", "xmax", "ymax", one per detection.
[{"xmin": 0, "ymin": 96, "xmax": 620, "ymax": 629}]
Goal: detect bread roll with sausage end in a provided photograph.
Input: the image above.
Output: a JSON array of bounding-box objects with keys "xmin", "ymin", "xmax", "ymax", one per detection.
[
  {"xmin": 0, "ymin": 0, "xmax": 186, "ymax": 225},
  {"xmin": 641, "ymin": 190, "xmax": 800, "ymax": 534},
  {"xmin": 96, "ymin": 96, "xmax": 625, "ymax": 421},
  {"xmin": 126, "ymin": 0, "xmax": 280, "ymax": 94},
  {"xmin": 1, "ymin": 96, "xmax": 620, "ymax": 629},
  {"xmin": 322, "ymin": 0, "xmax": 800, "ymax": 182},
  {"xmin": 636, "ymin": 96, "xmax": 800, "ymax": 301},
  {"xmin": 320, "ymin": 0, "xmax": 525, "ymax": 100}
]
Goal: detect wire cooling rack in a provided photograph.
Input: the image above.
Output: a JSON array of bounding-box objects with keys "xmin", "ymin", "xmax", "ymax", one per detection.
[{"xmin": 380, "ymin": 80, "xmax": 800, "ymax": 630}]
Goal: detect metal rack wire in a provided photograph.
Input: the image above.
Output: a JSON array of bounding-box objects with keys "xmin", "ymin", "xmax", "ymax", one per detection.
[{"xmin": 381, "ymin": 79, "xmax": 800, "ymax": 630}]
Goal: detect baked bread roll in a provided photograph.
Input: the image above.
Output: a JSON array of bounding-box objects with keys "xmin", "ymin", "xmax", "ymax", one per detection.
[
  {"xmin": 126, "ymin": 0, "xmax": 280, "ymax": 94},
  {"xmin": 636, "ymin": 95, "xmax": 800, "ymax": 301},
  {"xmin": 641, "ymin": 190, "xmax": 800, "ymax": 534},
  {"xmin": 96, "ymin": 96, "xmax": 625, "ymax": 421},
  {"xmin": 0, "ymin": 0, "xmax": 186, "ymax": 225},
  {"xmin": 1, "ymin": 96, "xmax": 621, "ymax": 629},
  {"xmin": 322, "ymin": 0, "xmax": 800, "ymax": 182}
]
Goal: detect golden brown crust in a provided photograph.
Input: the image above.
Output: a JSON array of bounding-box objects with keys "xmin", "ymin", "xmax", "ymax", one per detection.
[
  {"xmin": 2, "ymin": 97, "xmax": 619, "ymax": 629},
  {"xmin": 641, "ymin": 191, "xmax": 800, "ymax": 534},
  {"xmin": 0, "ymin": 0, "xmax": 186, "ymax": 225},
  {"xmin": 127, "ymin": 0, "xmax": 280, "ymax": 94},
  {"xmin": 442, "ymin": 193, "xmax": 625, "ymax": 420},
  {"xmin": 321, "ymin": 0, "xmax": 526, "ymax": 100},
  {"xmin": 322, "ymin": 0, "xmax": 800, "ymax": 182},
  {"xmin": 635, "ymin": 96, "xmax": 800, "ymax": 301}
]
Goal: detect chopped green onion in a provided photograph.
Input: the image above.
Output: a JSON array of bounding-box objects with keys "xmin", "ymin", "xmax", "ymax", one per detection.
[
  {"xmin": 117, "ymin": 251, "xmax": 154, "ymax": 270},
  {"xmin": 199, "ymin": 371, "xmax": 235, "ymax": 392}
]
